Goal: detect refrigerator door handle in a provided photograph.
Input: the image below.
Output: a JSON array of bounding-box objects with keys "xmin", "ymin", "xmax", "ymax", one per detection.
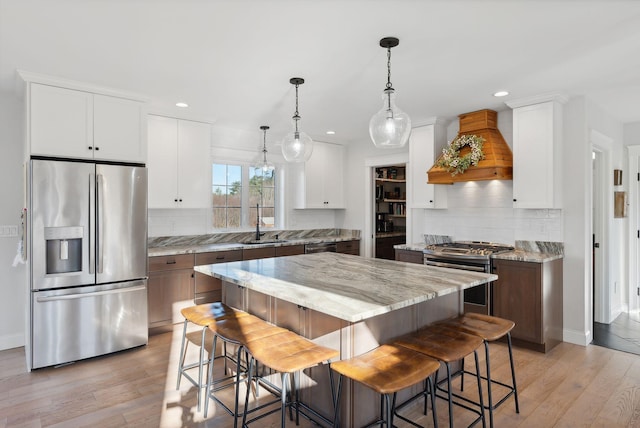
[
  {"xmin": 97, "ymin": 174, "xmax": 104, "ymax": 274},
  {"xmin": 89, "ymin": 173, "xmax": 95, "ymax": 274},
  {"xmin": 36, "ymin": 285, "xmax": 147, "ymax": 302}
]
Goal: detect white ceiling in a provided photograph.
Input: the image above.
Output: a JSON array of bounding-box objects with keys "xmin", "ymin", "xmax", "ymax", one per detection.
[{"xmin": 2, "ymin": 0, "xmax": 639, "ymax": 146}]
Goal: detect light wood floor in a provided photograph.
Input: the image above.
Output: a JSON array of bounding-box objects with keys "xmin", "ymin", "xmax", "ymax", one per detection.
[{"xmin": 1, "ymin": 324, "xmax": 639, "ymax": 427}]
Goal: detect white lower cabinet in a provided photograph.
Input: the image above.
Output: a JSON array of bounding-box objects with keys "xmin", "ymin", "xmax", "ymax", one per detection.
[
  {"xmin": 147, "ymin": 115, "xmax": 211, "ymax": 209},
  {"xmin": 294, "ymin": 141, "xmax": 345, "ymax": 209}
]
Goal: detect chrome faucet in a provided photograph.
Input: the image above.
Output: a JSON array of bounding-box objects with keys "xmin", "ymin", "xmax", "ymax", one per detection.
[{"xmin": 255, "ymin": 203, "xmax": 265, "ymax": 241}]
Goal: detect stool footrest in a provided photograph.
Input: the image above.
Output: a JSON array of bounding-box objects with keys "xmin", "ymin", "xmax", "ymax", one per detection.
[{"xmin": 452, "ymin": 368, "xmax": 517, "ymax": 411}]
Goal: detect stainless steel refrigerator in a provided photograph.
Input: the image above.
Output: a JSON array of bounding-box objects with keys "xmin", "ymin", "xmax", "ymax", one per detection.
[{"xmin": 28, "ymin": 158, "xmax": 148, "ymax": 369}]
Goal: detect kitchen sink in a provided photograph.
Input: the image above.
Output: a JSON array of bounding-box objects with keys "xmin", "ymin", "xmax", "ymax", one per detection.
[{"xmin": 244, "ymin": 239, "xmax": 288, "ymax": 245}]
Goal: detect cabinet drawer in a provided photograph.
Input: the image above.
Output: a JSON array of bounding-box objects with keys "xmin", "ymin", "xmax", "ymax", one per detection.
[
  {"xmin": 337, "ymin": 240, "xmax": 360, "ymax": 254},
  {"xmin": 275, "ymin": 245, "xmax": 305, "ymax": 257},
  {"xmin": 195, "ymin": 290, "xmax": 222, "ymax": 305},
  {"xmin": 148, "ymin": 254, "xmax": 194, "ymax": 272},
  {"xmin": 395, "ymin": 249, "xmax": 424, "ymax": 264},
  {"xmin": 243, "ymin": 247, "xmax": 276, "ymax": 260},
  {"xmin": 195, "ymin": 250, "xmax": 243, "ymax": 265}
]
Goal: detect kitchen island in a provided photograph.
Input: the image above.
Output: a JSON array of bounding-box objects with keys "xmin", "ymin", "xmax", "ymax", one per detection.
[{"xmin": 195, "ymin": 252, "xmax": 496, "ymax": 427}]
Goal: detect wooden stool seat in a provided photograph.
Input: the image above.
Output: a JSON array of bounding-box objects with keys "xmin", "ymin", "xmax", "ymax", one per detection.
[
  {"xmin": 331, "ymin": 343, "xmax": 440, "ymax": 395},
  {"xmin": 438, "ymin": 312, "xmax": 514, "ymax": 342},
  {"xmin": 212, "ymin": 314, "xmax": 288, "ymax": 344},
  {"xmin": 396, "ymin": 323, "xmax": 483, "ymax": 362},
  {"xmin": 247, "ymin": 330, "xmax": 339, "ymax": 374},
  {"xmin": 331, "ymin": 343, "xmax": 439, "ymax": 427},
  {"xmin": 180, "ymin": 302, "xmax": 248, "ymax": 327}
]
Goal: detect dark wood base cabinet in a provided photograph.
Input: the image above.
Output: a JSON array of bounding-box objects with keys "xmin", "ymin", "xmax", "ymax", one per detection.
[
  {"xmin": 492, "ymin": 258, "xmax": 563, "ymax": 353},
  {"xmin": 376, "ymin": 235, "xmax": 405, "ymax": 260},
  {"xmin": 395, "ymin": 249, "xmax": 424, "ymax": 264}
]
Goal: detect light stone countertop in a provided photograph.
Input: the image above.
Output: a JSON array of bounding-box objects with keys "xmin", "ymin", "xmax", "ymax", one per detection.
[
  {"xmin": 194, "ymin": 252, "xmax": 497, "ymax": 323},
  {"xmin": 149, "ymin": 236, "xmax": 358, "ymax": 257},
  {"xmin": 394, "ymin": 243, "xmax": 428, "ymax": 252},
  {"xmin": 492, "ymin": 250, "xmax": 563, "ymax": 263}
]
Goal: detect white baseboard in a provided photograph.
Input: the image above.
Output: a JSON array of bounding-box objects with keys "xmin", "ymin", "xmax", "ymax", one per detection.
[
  {"xmin": 563, "ymin": 328, "xmax": 591, "ymax": 346},
  {"xmin": 0, "ymin": 333, "xmax": 25, "ymax": 351}
]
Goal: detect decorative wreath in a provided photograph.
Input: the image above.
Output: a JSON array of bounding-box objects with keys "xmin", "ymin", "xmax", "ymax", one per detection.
[{"xmin": 436, "ymin": 134, "xmax": 485, "ymax": 176}]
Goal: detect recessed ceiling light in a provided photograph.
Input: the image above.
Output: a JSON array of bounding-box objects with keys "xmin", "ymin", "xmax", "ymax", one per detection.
[
  {"xmin": 176, "ymin": 102, "xmax": 189, "ymax": 108},
  {"xmin": 326, "ymin": 131, "xmax": 336, "ymax": 135},
  {"xmin": 493, "ymin": 91, "xmax": 509, "ymax": 97}
]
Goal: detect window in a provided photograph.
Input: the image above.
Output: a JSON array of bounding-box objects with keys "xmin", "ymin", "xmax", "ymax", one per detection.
[{"xmin": 212, "ymin": 163, "xmax": 276, "ymax": 229}]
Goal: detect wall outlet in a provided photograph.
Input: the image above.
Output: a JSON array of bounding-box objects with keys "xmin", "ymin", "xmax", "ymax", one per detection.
[{"xmin": 0, "ymin": 225, "xmax": 18, "ymax": 237}]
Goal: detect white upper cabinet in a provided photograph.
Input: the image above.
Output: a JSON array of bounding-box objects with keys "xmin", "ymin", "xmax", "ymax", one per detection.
[
  {"xmin": 27, "ymin": 80, "xmax": 146, "ymax": 163},
  {"xmin": 294, "ymin": 141, "xmax": 345, "ymax": 209},
  {"xmin": 147, "ymin": 115, "xmax": 211, "ymax": 209},
  {"xmin": 508, "ymin": 95, "xmax": 567, "ymax": 209},
  {"xmin": 410, "ymin": 122, "xmax": 448, "ymax": 209}
]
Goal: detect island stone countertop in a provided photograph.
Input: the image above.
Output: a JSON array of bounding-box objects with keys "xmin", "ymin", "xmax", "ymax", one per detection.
[{"xmin": 194, "ymin": 252, "xmax": 496, "ymax": 323}]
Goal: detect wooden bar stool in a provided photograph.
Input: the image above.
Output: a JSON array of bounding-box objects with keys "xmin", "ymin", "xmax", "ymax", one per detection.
[
  {"xmin": 437, "ymin": 313, "xmax": 519, "ymax": 428},
  {"xmin": 204, "ymin": 313, "xmax": 289, "ymax": 425},
  {"xmin": 330, "ymin": 343, "xmax": 440, "ymax": 428},
  {"xmin": 176, "ymin": 302, "xmax": 249, "ymax": 412},
  {"xmin": 396, "ymin": 324, "xmax": 486, "ymax": 428},
  {"xmin": 240, "ymin": 330, "xmax": 339, "ymax": 428}
]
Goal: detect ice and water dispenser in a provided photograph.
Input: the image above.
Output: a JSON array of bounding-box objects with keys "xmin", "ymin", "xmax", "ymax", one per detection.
[{"xmin": 44, "ymin": 226, "xmax": 83, "ymax": 274}]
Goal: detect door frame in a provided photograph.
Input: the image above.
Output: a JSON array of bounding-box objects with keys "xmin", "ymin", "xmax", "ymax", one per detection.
[
  {"xmin": 363, "ymin": 152, "xmax": 409, "ymax": 258},
  {"xmin": 627, "ymin": 145, "xmax": 640, "ymax": 313},
  {"xmin": 591, "ymin": 130, "xmax": 614, "ymax": 324}
]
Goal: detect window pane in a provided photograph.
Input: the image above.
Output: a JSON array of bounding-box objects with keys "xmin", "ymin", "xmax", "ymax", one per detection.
[
  {"xmin": 212, "ymin": 186, "xmax": 226, "ymax": 206},
  {"xmin": 212, "ymin": 164, "xmax": 227, "ymax": 185},
  {"xmin": 213, "ymin": 207, "xmax": 227, "ymax": 228},
  {"xmin": 248, "ymin": 186, "xmax": 262, "ymax": 206},
  {"xmin": 227, "ymin": 208, "xmax": 241, "ymax": 228},
  {"xmin": 228, "ymin": 192, "xmax": 241, "ymax": 207},
  {"xmin": 228, "ymin": 165, "xmax": 242, "ymax": 185},
  {"xmin": 261, "ymin": 208, "xmax": 275, "ymax": 228},
  {"xmin": 262, "ymin": 187, "xmax": 275, "ymax": 206}
]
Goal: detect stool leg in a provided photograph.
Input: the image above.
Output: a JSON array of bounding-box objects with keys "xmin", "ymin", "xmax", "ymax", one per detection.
[
  {"xmin": 233, "ymin": 345, "xmax": 245, "ymax": 428},
  {"xmin": 445, "ymin": 362, "xmax": 454, "ymax": 428},
  {"xmin": 507, "ymin": 333, "xmax": 520, "ymax": 413},
  {"xmin": 196, "ymin": 326, "xmax": 207, "ymax": 412},
  {"xmin": 333, "ymin": 374, "xmax": 343, "ymax": 428},
  {"xmin": 460, "ymin": 354, "xmax": 465, "ymax": 392},
  {"xmin": 176, "ymin": 319, "xmax": 189, "ymax": 390},
  {"xmin": 483, "ymin": 340, "xmax": 494, "ymax": 428},
  {"xmin": 427, "ymin": 376, "xmax": 438, "ymax": 428},
  {"xmin": 281, "ymin": 372, "xmax": 290, "ymax": 428},
  {"xmin": 473, "ymin": 350, "xmax": 486, "ymax": 428},
  {"xmin": 294, "ymin": 371, "xmax": 300, "ymax": 425},
  {"xmin": 204, "ymin": 334, "xmax": 218, "ymax": 418},
  {"xmin": 241, "ymin": 356, "xmax": 255, "ymax": 428},
  {"xmin": 384, "ymin": 393, "xmax": 393, "ymax": 428}
]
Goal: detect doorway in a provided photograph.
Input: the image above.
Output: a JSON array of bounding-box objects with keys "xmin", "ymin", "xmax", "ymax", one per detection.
[
  {"xmin": 591, "ymin": 141, "xmax": 640, "ymax": 355},
  {"xmin": 373, "ymin": 164, "xmax": 406, "ymax": 259}
]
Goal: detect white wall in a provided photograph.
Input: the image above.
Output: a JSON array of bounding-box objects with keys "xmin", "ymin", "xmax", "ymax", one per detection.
[{"xmin": 0, "ymin": 88, "xmax": 27, "ymax": 350}]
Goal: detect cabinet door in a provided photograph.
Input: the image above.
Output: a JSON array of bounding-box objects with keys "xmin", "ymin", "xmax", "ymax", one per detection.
[
  {"xmin": 395, "ymin": 249, "xmax": 423, "ymax": 264},
  {"xmin": 177, "ymin": 120, "xmax": 211, "ymax": 208},
  {"xmin": 147, "ymin": 269, "xmax": 193, "ymax": 327},
  {"xmin": 93, "ymin": 95, "xmax": 146, "ymax": 163},
  {"xmin": 148, "ymin": 115, "xmax": 179, "ymax": 208},
  {"xmin": 409, "ymin": 124, "xmax": 447, "ymax": 209},
  {"xmin": 512, "ymin": 101, "xmax": 562, "ymax": 209},
  {"xmin": 493, "ymin": 259, "xmax": 542, "ymax": 343},
  {"xmin": 296, "ymin": 142, "xmax": 345, "ymax": 209},
  {"xmin": 30, "ymin": 84, "xmax": 93, "ymax": 159},
  {"xmin": 322, "ymin": 143, "xmax": 345, "ymax": 208}
]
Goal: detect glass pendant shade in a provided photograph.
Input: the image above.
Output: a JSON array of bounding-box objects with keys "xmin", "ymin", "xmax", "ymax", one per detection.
[
  {"xmin": 369, "ymin": 88, "xmax": 411, "ymax": 148},
  {"xmin": 256, "ymin": 125, "xmax": 275, "ymax": 172},
  {"xmin": 282, "ymin": 119, "xmax": 313, "ymax": 162}
]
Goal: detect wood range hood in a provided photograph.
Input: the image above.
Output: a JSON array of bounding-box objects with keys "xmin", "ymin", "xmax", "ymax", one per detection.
[{"xmin": 427, "ymin": 109, "xmax": 513, "ymax": 184}]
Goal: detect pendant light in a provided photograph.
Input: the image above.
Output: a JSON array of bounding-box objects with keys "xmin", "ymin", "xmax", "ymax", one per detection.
[
  {"xmin": 282, "ymin": 77, "xmax": 313, "ymax": 162},
  {"xmin": 369, "ymin": 37, "xmax": 411, "ymax": 148},
  {"xmin": 257, "ymin": 125, "xmax": 274, "ymax": 173}
]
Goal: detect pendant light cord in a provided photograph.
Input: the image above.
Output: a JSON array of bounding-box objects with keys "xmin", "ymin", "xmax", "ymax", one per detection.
[
  {"xmin": 386, "ymin": 46, "xmax": 393, "ymax": 90},
  {"xmin": 293, "ymin": 83, "xmax": 301, "ymax": 134}
]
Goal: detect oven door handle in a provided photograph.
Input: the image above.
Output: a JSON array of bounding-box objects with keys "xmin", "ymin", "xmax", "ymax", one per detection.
[{"xmin": 424, "ymin": 260, "xmax": 487, "ymax": 272}]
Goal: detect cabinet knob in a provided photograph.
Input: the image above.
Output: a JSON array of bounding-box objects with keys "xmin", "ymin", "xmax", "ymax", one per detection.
[
  {"xmin": 179, "ymin": 199, "xmax": 183, "ymax": 202},
  {"xmin": 95, "ymin": 147, "xmax": 100, "ymax": 151},
  {"xmin": 429, "ymin": 200, "xmax": 433, "ymax": 203},
  {"xmin": 174, "ymin": 199, "xmax": 178, "ymax": 202},
  {"xmin": 513, "ymin": 199, "xmax": 517, "ymax": 202},
  {"xmin": 88, "ymin": 146, "xmax": 93, "ymax": 150}
]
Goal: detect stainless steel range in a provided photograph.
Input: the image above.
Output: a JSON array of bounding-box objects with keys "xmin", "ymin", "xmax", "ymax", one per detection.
[{"xmin": 423, "ymin": 241, "xmax": 513, "ymax": 315}]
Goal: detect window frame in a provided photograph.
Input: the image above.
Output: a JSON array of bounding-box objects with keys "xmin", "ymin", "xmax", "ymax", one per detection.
[{"xmin": 210, "ymin": 161, "xmax": 280, "ymax": 231}]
